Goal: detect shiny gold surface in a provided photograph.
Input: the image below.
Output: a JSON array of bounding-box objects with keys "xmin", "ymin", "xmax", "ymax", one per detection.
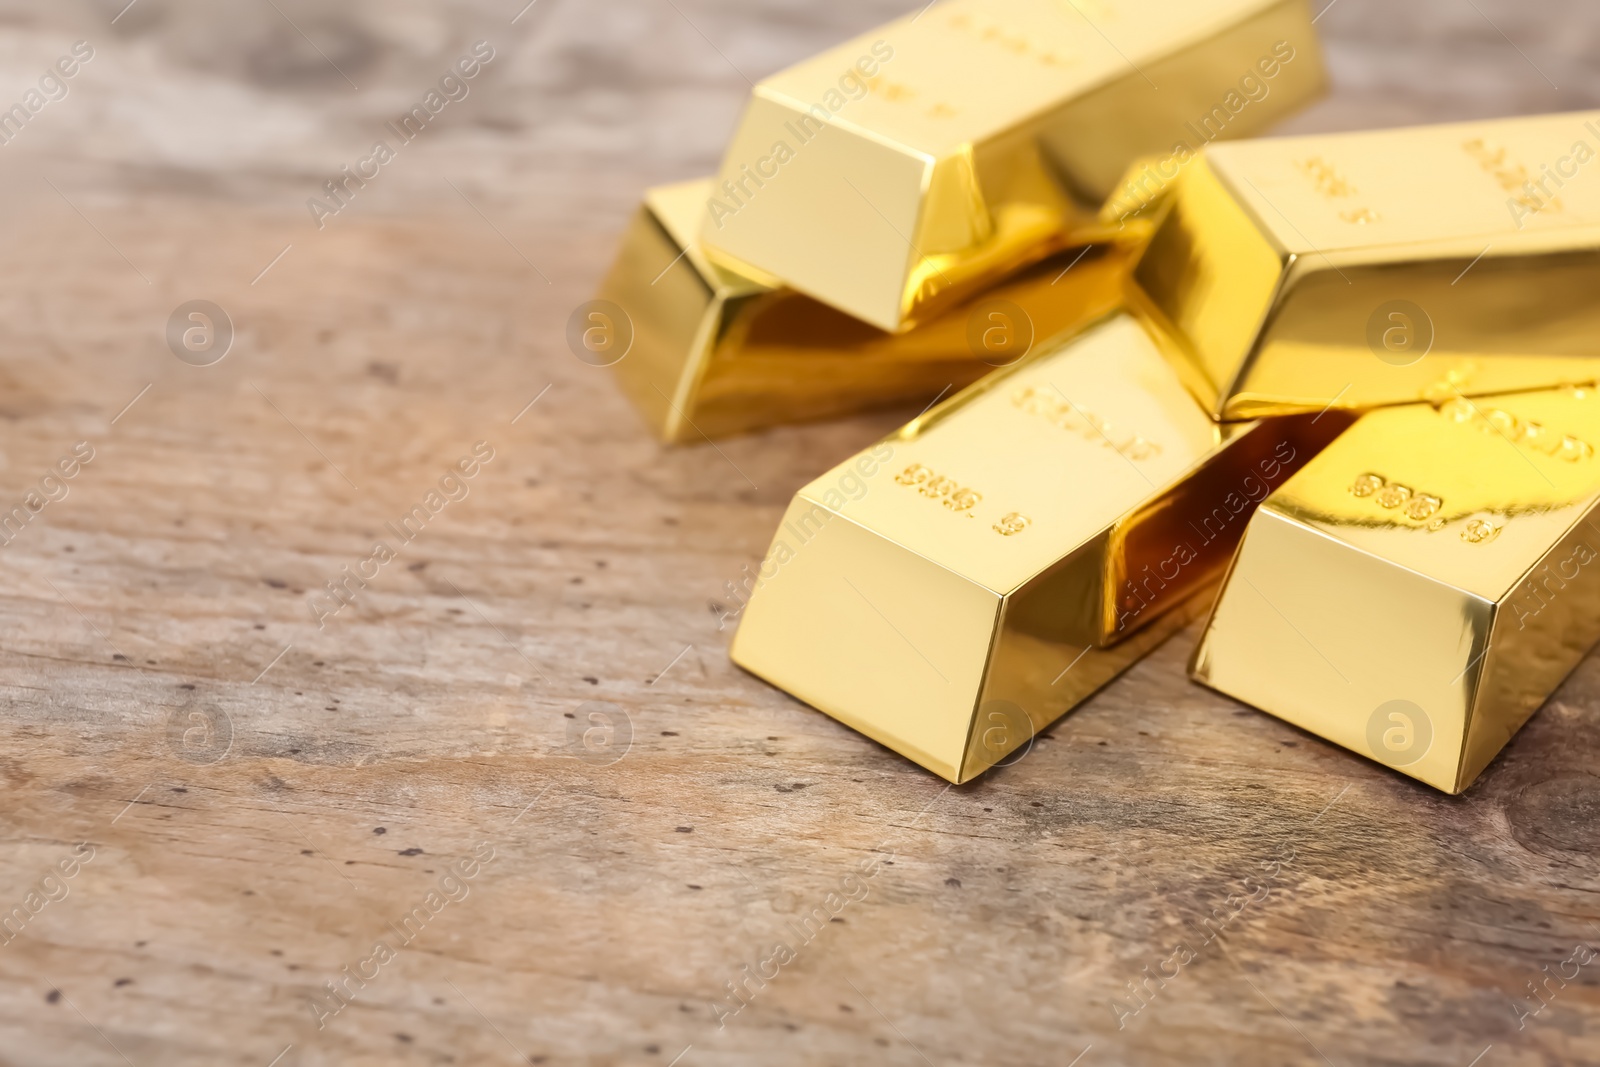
[
  {"xmin": 1192, "ymin": 387, "xmax": 1600, "ymax": 792},
  {"xmin": 730, "ymin": 313, "xmax": 1347, "ymax": 782},
  {"xmin": 1131, "ymin": 110, "xmax": 1600, "ymax": 420},
  {"xmin": 598, "ymin": 178, "xmax": 1130, "ymax": 443},
  {"xmin": 700, "ymin": 0, "xmax": 1325, "ymax": 332}
]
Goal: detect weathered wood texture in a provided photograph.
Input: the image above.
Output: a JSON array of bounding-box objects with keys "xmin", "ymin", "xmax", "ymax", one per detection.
[{"xmin": 0, "ymin": 1, "xmax": 1598, "ymax": 1065}]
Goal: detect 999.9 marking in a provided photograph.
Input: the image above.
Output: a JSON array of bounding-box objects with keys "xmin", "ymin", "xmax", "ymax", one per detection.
[
  {"xmin": 1349, "ymin": 471, "xmax": 1504, "ymax": 543},
  {"xmin": 893, "ymin": 464, "xmax": 1031, "ymax": 536},
  {"xmin": 894, "ymin": 464, "xmax": 981, "ymax": 513}
]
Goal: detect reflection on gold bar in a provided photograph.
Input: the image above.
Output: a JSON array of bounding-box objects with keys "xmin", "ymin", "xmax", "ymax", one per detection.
[
  {"xmin": 1131, "ymin": 110, "xmax": 1600, "ymax": 421},
  {"xmin": 701, "ymin": 0, "xmax": 1326, "ymax": 332},
  {"xmin": 730, "ymin": 313, "xmax": 1348, "ymax": 782},
  {"xmin": 1191, "ymin": 387, "xmax": 1600, "ymax": 793},
  {"xmin": 598, "ymin": 178, "xmax": 1129, "ymax": 443}
]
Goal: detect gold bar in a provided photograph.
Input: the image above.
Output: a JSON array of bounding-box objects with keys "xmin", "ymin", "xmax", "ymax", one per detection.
[
  {"xmin": 729, "ymin": 312, "xmax": 1348, "ymax": 782},
  {"xmin": 1191, "ymin": 387, "xmax": 1600, "ymax": 793},
  {"xmin": 595, "ymin": 177, "xmax": 1129, "ymax": 443},
  {"xmin": 700, "ymin": 0, "xmax": 1326, "ymax": 332},
  {"xmin": 1130, "ymin": 110, "xmax": 1600, "ymax": 421}
]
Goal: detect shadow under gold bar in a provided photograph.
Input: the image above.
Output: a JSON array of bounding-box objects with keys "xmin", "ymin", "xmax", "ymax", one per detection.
[
  {"xmin": 598, "ymin": 178, "xmax": 1130, "ymax": 443},
  {"xmin": 1129, "ymin": 110, "xmax": 1600, "ymax": 421},
  {"xmin": 730, "ymin": 312, "xmax": 1349, "ymax": 783},
  {"xmin": 700, "ymin": 0, "xmax": 1326, "ymax": 332},
  {"xmin": 1192, "ymin": 387, "xmax": 1600, "ymax": 794}
]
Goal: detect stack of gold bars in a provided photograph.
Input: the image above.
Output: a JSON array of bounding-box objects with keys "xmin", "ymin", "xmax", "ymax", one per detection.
[{"xmin": 594, "ymin": 0, "xmax": 1600, "ymax": 794}]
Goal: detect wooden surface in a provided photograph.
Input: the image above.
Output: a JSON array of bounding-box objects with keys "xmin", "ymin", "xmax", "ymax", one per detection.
[{"xmin": 2, "ymin": 1, "xmax": 1600, "ymax": 1064}]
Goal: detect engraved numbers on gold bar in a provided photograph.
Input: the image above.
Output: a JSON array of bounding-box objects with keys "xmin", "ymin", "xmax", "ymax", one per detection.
[
  {"xmin": 993, "ymin": 512, "xmax": 1032, "ymax": 537},
  {"xmin": 894, "ymin": 463, "xmax": 983, "ymax": 513},
  {"xmin": 1349, "ymin": 472, "xmax": 1445, "ymax": 525},
  {"xmin": 1437, "ymin": 396, "xmax": 1595, "ymax": 463},
  {"xmin": 1011, "ymin": 385, "xmax": 1162, "ymax": 461},
  {"xmin": 893, "ymin": 463, "xmax": 1032, "ymax": 537}
]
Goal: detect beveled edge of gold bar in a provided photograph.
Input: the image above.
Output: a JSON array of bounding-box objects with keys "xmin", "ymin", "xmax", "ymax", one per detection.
[
  {"xmin": 595, "ymin": 188, "xmax": 727, "ymax": 444},
  {"xmin": 1122, "ymin": 153, "xmax": 1288, "ymax": 422},
  {"xmin": 949, "ymin": 588, "xmax": 1215, "ymax": 783},
  {"xmin": 646, "ymin": 180, "xmax": 781, "ymax": 295},
  {"xmin": 1129, "ymin": 119, "xmax": 1600, "ymax": 422}
]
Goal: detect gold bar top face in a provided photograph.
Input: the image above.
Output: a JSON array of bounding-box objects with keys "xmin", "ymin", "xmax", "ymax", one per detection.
[
  {"xmin": 1132, "ymin": 110, "xmax": 1600, "ymax": 420},
  {"xmin": 729, "ymin": 314, "xmax": 1340, "ymax": 783},
  {"xmin": 597, "ymin": 178, "xmax": 1129, "ymax": 443},
  {"xmin": 1192, "ymin": 387, "xmax": 1600, "ymax": 793},
  {"xmin": 702, "ymin": 0, "xmax": 1325, "ymax": 331},
  {"xmin": 815, "ymin": 318, "xmax": 1223, "ymax": 598}
]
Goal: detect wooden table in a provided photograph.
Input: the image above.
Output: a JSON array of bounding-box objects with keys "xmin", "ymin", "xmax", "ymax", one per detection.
[{"xmin": 2, "ymin": 1, "xmax": 1599, "ymax": 1064}]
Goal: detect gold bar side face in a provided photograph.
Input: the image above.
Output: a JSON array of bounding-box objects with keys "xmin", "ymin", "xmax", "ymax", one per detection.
[
  {"xmin": 701, "ymin": 0, "xmax": 1325, "ymax": 332},
  {"xmin": 598, "ymin": 179, "xmax": 1128, "ymax": 443},
  {"xmin": 1131, "ymin": 111, "xmax": 1600, "ymax": 420},
  {"xmin": 1191, "ymin": 387, "xmax": 1600, "ymax": 793},
  {"xmin": 730, "ymin": 314, "xmax": 1345, "ymax": 782},
  {"xmin": 596, "ymin": 181, "xmax": 751, "ymax": 440}
]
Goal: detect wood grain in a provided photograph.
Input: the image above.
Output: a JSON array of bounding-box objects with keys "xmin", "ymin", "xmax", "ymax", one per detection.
[{"xmin": 0, "ymin": 1, "xmax": 1598, "ymax": 1064}]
